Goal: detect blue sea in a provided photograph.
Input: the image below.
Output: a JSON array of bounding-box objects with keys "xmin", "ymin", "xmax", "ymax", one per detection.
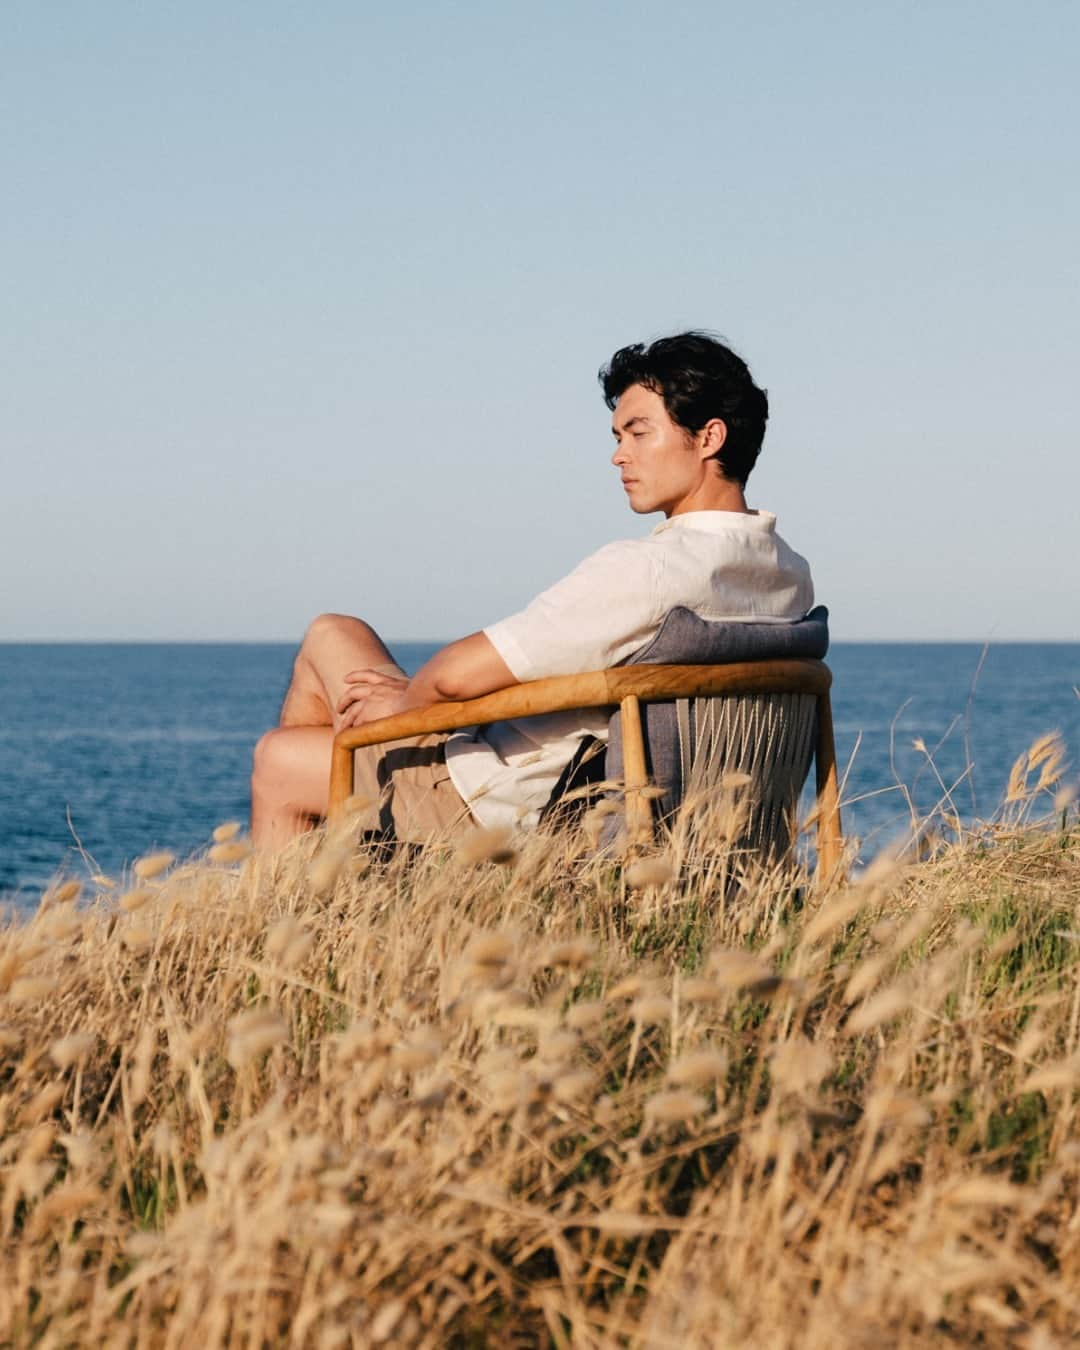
[{"xmin": 2, "ymin": 643, "xmax": 1078, "ymax": 915}]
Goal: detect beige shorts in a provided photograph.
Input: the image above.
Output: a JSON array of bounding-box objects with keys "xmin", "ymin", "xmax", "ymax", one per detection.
[{"xmin": 348, "ymin": 665, "xmax": 473, "ymax": 842}]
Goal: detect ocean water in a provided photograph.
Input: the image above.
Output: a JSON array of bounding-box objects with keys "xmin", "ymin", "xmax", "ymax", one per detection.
[{"xmin": 1, "ymin": 642, "xmax": 1077, "ymax": 914}]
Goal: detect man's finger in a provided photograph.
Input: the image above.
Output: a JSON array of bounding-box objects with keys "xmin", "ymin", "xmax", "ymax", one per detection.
[{"xmin": 336, "ymin": 687, "xmax": 370, "ymax": 714}]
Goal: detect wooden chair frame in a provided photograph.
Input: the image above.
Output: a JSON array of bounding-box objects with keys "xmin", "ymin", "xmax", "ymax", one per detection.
[{"xmin": 328, "ymin": 658, "xmax": 843, "ymax": 876}]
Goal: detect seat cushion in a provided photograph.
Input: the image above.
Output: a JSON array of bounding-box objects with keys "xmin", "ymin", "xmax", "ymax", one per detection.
[{"xmin": 603, "ymin": 606, "xmax": 829, "ymax": 833}]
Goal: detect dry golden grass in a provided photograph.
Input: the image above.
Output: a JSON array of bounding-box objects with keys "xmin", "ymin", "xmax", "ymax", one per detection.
[{"xmin": 2, "ymin": 774, "xmax": 1079, "ymax": 1346}]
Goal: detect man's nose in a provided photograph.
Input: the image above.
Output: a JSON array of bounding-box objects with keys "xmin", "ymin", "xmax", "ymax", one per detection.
[{"xmin": 611, "ymin": 442, "xmax": 627, "ymax": 466}]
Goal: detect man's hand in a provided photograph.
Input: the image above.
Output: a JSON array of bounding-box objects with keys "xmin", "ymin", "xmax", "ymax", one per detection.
[
  {"xmin": 335, "ymin": 634, "xmax": 517, "ymax": 731},
  {"xmin": 336, "ymin": 669, "xmax": 411, "ymax": 728}
]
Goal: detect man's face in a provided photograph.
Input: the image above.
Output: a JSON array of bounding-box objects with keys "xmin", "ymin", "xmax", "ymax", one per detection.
[{"xmin": 610, "ymin": 383, "xmax": 703, "ymax": 517}]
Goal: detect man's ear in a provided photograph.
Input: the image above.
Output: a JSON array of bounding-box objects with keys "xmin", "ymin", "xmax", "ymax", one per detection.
[{"xmin": 697, "ymin": 418, "xmax": 728, "ymax": 461}]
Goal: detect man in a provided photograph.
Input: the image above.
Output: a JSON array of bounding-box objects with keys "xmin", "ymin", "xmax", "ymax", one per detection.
[{"xmin": 251, "ymin": 332, "xmax": 813, "ymax": 849}]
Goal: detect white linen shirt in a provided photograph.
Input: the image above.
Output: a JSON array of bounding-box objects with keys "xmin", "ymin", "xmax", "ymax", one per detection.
[{"xmin": 443, "ymin": 510, "xmax": 814, "ymax": 830}]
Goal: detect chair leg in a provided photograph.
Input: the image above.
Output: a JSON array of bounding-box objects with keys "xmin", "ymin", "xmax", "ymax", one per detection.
[
  {"xmin": 814, "ymin": 691, "xmax": 843, "ymax": 878},
  {"xmin": 620, "ymin": 694, "xmax": 654, "ymax": 845},
  {"xmin": 328, "ymin": 741, "xmax": 354, "ymax": 822}
]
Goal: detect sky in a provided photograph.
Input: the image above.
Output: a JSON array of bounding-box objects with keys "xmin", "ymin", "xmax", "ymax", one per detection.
[{"xmin": 2, "ymin": 1, "xmax": 1077, "ymax": 643}]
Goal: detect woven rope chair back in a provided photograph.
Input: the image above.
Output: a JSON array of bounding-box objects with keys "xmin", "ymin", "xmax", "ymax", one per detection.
[{"xmin": 677, "ymin": 690, "xmax": 818, "ymax": 860}]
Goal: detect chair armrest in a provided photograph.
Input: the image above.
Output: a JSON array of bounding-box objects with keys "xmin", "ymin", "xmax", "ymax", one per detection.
[
  {"xmin": 327, "ymin": 659, "xmax": 832, "ymax": 818},
  {"xmin": 333, "ymin": 669, "xmax": 616, "ymax": 754}
]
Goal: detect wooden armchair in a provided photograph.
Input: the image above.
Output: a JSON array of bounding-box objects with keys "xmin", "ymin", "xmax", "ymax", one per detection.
[{"xmin": 327, "ymin": 658, "xmax": 843, "ymax": 878}]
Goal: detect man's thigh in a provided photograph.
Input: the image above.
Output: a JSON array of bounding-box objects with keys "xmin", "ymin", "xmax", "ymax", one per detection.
[{"xmin": 351, "ymin": 732, "xmax": 472, "ymax": 842}]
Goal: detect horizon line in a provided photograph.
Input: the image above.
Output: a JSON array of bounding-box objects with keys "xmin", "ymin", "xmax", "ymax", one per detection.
[{"xmin": 3, "ymin": 636, "xmax": 1079, "ymax": 647}]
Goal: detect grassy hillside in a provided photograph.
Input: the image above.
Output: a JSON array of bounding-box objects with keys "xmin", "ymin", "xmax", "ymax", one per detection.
[{"xmin": 2, "ymin": 770, "xmax": 1079, "ymax": 1346}]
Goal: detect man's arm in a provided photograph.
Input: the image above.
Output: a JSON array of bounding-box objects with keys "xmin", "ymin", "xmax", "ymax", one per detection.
[
  {"xmin": 336, "ymin": 632, "xmax": 517, "ymax": 728},
  {"xmin": 338, "ymin": 538, "xmax": 659, "ymax": 728},
  {"xmin": 408, "ymin": 632, "xmax": 517, "ymax": 703}
]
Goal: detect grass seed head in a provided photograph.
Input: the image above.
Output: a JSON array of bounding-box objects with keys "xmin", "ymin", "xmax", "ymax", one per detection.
[
  {"xmin": 465, "ymin": 931, "xmax": 516, "ymax": 968},
  {"xmin": 392, "ymin": 1027, "xmax": 443, "ymax": 1073},
  {"xmin": 226, "ymin": 1008, "xmax": 288, "ymax": 1069},
  {"xmin": 9, "ymin": 976, "xmax": 58, "ymax": 1004},
  {"xmin": 19, "ymin": 1085, "xmax": 64, "ymax": 1127},
  {"xmin": 1054, "ymin": 781, "xmax": 1078, "ymax": 811},
  {"xmin": 49, "ymin": 880, "xmax": 82, "ymax": 905},
  {"xmin": 589, "ymin": 1209, "xmax": 654, "ymax": 1236},
  {"xmin": 845, "ymin": 985, "xmax": 911, "ymax": 1035},
  {"xmin": 645, "ymin": 1089, "xmax": 708, "ymax": 1126},
  {"xmin": 624, "ymin": 857, "xmax": 675, "ymax": 889},
  {"xmin": 552, "ymin": 1070, "xmax": 594, "ymax": 1104},
  {"xmin": 457, "ymin": 827, "xmax": 519, "ymax": 866},
  {"xmin": 49, "ymin": 1033, "xmax": 96, "ymax": 1070},
  {"xmin": 340, "ymin": 1020, "xmax": 380, "ymax": 1063},
  {"xmin": 212, "ymin": 820, "xmax": 242, "ymax": 843},
  {"xmin": 680, "ymin": 977, "xmax": 725, "ymax": 1003},
  {"xmin": 130, "ymin": 1025, "xmax": 157, "ymax": 1107},
  {"xmin": 121, "ymin": 925, "xmax": 153, "ymax": 953},
  {"xmin": 370, "ymin": 1299, "xmax": 406, "ymax": 1343},
  {"xmin": 366, "ymin": 1097, "xmax": 397, "ymax": 1138},
  {"xmin": 844, "ymin": 955, "xmax": 889, "ymax": 1004},
  {"xmin": 58, "ymin": 1130, "xmax": 96, "ymax": 1171},
  {"xmin": 709, "ymin": 948, "xmax": 775, "ymax": 991},
  {"xmin": 266, "ymin": 915, "xmax": 302, "ymax": 959},
  {"xmin": 583, "ymin": 803, "xmax": 619, "ymax": 845},
  {"xmin": 545, "ymin": 937, "xmax": 596, "ymax": 970},
  {"xmin": 133, "ymin": 852, "xmax": 175, "ymax": 881},
  {"xmin": 537, "ymin": 1029, "xmax": 578, "ymax": 1063},
  {"xmin": 282, "ymin": 932, "xmax": 314, "ymax": 969},
  {"xmin": 486, "ymin": 1068, "xmax": 532, "ymax": 1113},
  {"xmin": 943, "ymin": 1177, "xmax": 1023, "ymax": 1208},
  {"xmin": 1021, "ymin": 1055, "xmax": 1080, "ymax": 1095},
  {"xmin": 307, "ymin": 843, "xmax": 349, "ymax": 894},
  {"xmin": 565, "ymin": 1000, "xmax": 605, "ymax": 1031},
  {"xmin": 865, "ymin": 1089, "xmax": 931, "ymax": 1130},
  {"xmin": 1028, "ymin": 731, "xmax": 1063, "ymax": 772},
  {"xmin": 607, "ymin": 973, "xmax": 657, "ymax": 1001},
  {"xmin": 119, "ymin": 888, "xmax": 154, "ymax": 914},
  {"xmin": 1005, "ymin": 749, "xmax": 1031, "ymax": 801},
  {"xmin": 770, "ymin": 1037, "xmax": 833, "ymax": 1095},
  {"xmin": 632, "ymin": 994, "xmax": 672, "ymax": 1025},
  {"xmin": 45, "ymin": 908, "xmax": 82, "ymax": 942},
  {"xmin": 668, "ymin": 1049, "xmax": 728, "ymax": 1088},
  {"xmin": 209, "ymin": 840, "xmax": 251, "ymax": 865}
]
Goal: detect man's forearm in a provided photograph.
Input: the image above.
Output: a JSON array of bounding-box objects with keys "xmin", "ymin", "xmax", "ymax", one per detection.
[{"xmin": 404, "ymin": 631, "xmax": 518, "ymax": 707}]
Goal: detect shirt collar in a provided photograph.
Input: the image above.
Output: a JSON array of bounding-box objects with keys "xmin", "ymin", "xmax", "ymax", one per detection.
[{"xmin": 651, "ymin": 509, "xmax": 777, "ymax": 536}]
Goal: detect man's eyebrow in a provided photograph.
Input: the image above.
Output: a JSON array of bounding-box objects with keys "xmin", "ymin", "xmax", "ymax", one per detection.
[{"xmin": 612, "ymin": 415, "xmax": 652, "ymax": 435}]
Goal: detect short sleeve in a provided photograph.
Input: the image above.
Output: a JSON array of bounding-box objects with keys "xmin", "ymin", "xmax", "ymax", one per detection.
[{"xmin": 484, "ymin": 540, "xmax": 665, "ymax": 682}]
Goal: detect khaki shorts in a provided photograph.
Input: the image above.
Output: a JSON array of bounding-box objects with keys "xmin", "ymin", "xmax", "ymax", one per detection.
[{"xmin": 348, "ymin": 665, "xmax": 472, "ymax": 842}]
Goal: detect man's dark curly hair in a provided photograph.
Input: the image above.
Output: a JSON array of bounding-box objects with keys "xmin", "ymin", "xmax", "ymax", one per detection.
[{"xmin": 599, "ymin": 331, "xmax": 769, "ymax": 488}]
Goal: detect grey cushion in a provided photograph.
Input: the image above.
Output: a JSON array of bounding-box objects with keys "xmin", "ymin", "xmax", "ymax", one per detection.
[
  {"xmin": 604, "ymin": 606, "xmax": 829, "ymax": 827},
  {"xmin": 629, "ymin": 604, "xmax": 829, "ymax": 665}
]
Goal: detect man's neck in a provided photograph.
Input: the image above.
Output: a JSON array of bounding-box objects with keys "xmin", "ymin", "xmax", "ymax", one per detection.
[{"xmin": 667, "ymin": 478, "xmax": 748, "ymax": 517}]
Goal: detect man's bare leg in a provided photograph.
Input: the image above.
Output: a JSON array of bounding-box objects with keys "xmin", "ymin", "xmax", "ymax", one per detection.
[
  {"xmin": 251, "ymin": 613, "xmax": 399, "ymax": 847},
  {"xmin": 278, "ymin": 612, "xmax": 398, "ymax": 728},
  {"xmin": 250, "ymin": 725, "xmax": 337, "ymax": 851}
]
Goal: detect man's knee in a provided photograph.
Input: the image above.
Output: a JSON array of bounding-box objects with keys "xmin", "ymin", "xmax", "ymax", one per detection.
[
  {"xmin": 252, "ymin": 728, "xmax": 293, "ymax": 796},
  {"xmin": 300, "ymin": 612, "xmax": 376, "ymax": 655}
]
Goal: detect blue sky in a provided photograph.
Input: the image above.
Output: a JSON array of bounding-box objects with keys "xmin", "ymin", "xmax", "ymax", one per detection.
[{"xmin": 3, "ymin": 1, "xmax": 1077, "ymax": 641}]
